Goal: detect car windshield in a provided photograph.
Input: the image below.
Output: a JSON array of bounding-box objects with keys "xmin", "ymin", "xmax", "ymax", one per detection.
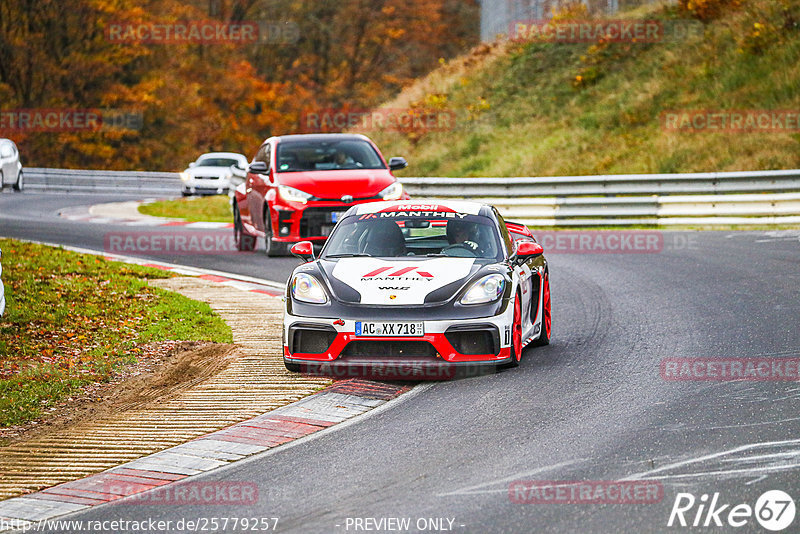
[
  {"xmin": 323, "ymin": 213, "xmax": 503, "ymax": 260},
  {"xmin": 276, "ymin": 139, "xmax": 385, "ymax": 172},
  {"xmin": 195, "ymin": 157, "xmax": 239, "ymax": 167}
]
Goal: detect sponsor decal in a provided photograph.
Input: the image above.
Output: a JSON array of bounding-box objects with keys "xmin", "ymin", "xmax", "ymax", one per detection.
[
  {"xmin": 363, "ymin": 267, "xmax": 433, "ymax": 279},
  {"xmin": 378, "ymin": 211, "xmax": 468, "ymax": 220}
]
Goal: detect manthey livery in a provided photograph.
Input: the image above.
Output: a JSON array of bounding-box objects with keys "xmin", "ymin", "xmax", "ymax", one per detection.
[
  {"xmin": 233, "ymin": 133, "xmax": 409, "ymax": 256},
  {"xmin": 283, "ymin": 200, "xmax": 552, "ymax": 378}
]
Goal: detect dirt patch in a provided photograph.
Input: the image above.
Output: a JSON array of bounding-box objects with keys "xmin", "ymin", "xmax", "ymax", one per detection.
[{"xmin": 0, "ymin": 340, "xmax": 237, "ymax": 446}]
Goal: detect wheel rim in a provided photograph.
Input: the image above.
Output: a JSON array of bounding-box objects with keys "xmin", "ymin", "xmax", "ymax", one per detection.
[
  {"xmin": 543, "ymin": 272, "xmax": 551, "ymax": 339},
  {"xmin": 513, "ymin": 295, "xmax": 522, "ymax": 361}
]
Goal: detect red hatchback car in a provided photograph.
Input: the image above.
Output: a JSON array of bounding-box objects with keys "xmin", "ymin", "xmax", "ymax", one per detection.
[{"xmin": 233, "ymin": 133, "xmax": 410, "ymax": 255}]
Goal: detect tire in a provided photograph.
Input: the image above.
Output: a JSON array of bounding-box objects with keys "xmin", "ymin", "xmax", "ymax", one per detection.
[
  {"xmin": 233, "ymin": 206, "xmax": 255, "ymax": 251},
  {"xmin": 532, "ymin": 270, "xmax": 551, "ymax": 347},
  {"xmin": 12, "ymin": 170, "xmax": 23, "ymax": 192},
  {"xmin": 284, "ymin": 361, "xmax": 301, "ymax": 372},
  {"xmin": 264, "ymin": 207, "xmax": 288, "ymax": 257}
]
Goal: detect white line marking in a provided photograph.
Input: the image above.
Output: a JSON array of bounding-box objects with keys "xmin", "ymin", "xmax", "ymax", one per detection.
[
  {"xmin": 438, "ymin": 459, "xmax": 584, "ymax": 497},
  {"xmin": 623, "ymin": 438, "xmax": 800, "ymax": 481}
]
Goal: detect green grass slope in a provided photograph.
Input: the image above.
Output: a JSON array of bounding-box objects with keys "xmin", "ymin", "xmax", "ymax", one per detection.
[{"xmin": 371, "ymin": 0, "xmax": 800, "ymax": 177}]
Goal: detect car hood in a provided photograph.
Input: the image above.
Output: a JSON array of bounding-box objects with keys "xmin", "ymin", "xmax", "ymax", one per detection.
[
  {"xmin": 185, "ymin": 166, "xmax": 232, "ymax": 177},
  {"xmin": 277, "ymin": 169, "xmax": 395, "ymax": 200},
  {"xmin": 325, "ymin": 257, "xmax": 478, "ymax": 306}
]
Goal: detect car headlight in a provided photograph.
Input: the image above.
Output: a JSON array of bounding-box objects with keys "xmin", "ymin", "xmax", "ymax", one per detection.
[
  {"xmin": 279, "ymin": 185, "xmax": 313, "ymax": 204},
  {"xmin": 291, "ymin": 273, "xmax": 328, "ymax": 304},
  {"xmin": 180, "ymin": 172, "xmax": 190, "ymax": 182},
  {"xmin": 379, "ymin": 181, "xmax": 403, "ymax": 200},
  {"xmin": 460, "ymin": 274, "xmax": 505, "ymax": 305}
]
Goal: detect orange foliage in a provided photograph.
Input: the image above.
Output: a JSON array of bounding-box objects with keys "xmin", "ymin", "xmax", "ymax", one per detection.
[{"xmin": 0, "ymin": 0, "xmax": 478, "ymax": 169}]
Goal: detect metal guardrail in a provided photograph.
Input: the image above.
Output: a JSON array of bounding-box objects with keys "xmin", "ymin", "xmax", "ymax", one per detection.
[
  {"xmin": 25, "ymin": 167, "xmax": 180, "ymax": 195},
  {"xmin": 23, "ymin": 167, "xmax": 800, "ymax": 226},
  {"xmin": 401, "ymin": 170, "xmax": 800, "ymax": 226}
]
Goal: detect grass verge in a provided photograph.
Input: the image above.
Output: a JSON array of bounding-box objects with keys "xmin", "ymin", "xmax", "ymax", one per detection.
[
  {"xmin": 138, "ymin": 196, "xmax": 232, "ymax": 223},
  {"xmin": 0, "ymin": 238, "xmax": 232, "ymax": 428}
]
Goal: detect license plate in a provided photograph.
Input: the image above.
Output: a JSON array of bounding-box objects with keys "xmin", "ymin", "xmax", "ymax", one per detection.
[
  {"xmin": 355, "ymin": 322, "xmax": 424, "ymax": 337},
  {"xmin": 331, "ymin": 211, "xmax": 345, "ymax": 223}
]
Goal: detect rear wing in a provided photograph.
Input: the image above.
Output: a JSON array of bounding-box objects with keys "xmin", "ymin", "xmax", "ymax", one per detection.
[{"xmin": 505, "ymin": 221, "xmax": 536, "ymax": 242}]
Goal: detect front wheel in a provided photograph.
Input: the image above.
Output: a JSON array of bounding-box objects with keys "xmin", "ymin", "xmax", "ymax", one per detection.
[
  {"xmin": 504, "ymin": 292, "xmax": 523, "ymax": 369},
  {"xmin": 13, "ymin": 170, "xmax": 23, "ymax": 191},
  {"xmin": 233, "ymin": 206, "xmax": 255, "ymax": 251},
  {"xmin": 532, "ymin": 270, "xmax": 551, "ymax": 347}
]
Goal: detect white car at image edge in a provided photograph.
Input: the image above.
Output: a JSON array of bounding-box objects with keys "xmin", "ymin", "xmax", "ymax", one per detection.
[{"xmin": 0, "ymin": 138, "xmax": 23, "ymax": 192}]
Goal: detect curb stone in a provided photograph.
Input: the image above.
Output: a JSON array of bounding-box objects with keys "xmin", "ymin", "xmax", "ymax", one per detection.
[{"xmin": 0, "ymin": 380, "xmax": 411, "ymax": 531}]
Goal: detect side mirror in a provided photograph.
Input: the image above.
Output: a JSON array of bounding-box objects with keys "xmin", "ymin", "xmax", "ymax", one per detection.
[
  {"xmin": 290, "ymin": 241, "xmax": 315, "ymax": 262},
  {"xmin": 189, "ymin": 162, "xmax": 197, "ymax": 168},
  {"xmin": 513, "ymin": 241, "xmax": 543, "ymax": 264},
  {"xmin": 388, "ymin": 157, "xmax": 408, "ymax": 171},
  {"xmin": 249, "ymin": 161, "xmax": 268, "ymax": 174}
]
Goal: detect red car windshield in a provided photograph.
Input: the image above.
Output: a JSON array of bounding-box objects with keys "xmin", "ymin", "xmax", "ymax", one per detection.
[{"xmin": 276, "ymin": 139, "xmax": 386, "ymax": 172}]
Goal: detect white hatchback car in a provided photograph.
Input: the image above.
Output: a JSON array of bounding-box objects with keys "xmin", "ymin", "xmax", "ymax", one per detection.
[
  {"xmin": 180, "ymin": 152, "xmax": 248, "ymax": 196},
  {"xmin": 0, "ymin": 138, "xmax": 23, "ymax": 192}
]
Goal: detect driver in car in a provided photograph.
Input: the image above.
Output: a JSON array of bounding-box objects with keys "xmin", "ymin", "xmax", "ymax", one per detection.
[{"xmin": 446, "ymin": 220, "xmax": 483, "ymax": 255}]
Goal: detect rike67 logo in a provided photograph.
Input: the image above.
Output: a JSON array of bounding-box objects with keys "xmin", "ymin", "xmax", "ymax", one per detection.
[{"xmin": 668, "ymin": 490, "xmax": 796, "ymax": 531}]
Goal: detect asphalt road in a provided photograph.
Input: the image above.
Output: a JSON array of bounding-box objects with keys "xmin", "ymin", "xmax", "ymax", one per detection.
[{"xmin": 2, "ymin": 190, "xmax": 800, "ymax": 533}]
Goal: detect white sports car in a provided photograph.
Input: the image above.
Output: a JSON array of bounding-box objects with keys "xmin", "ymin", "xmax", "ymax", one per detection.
[
  {"xmin": 180, "ymin": 152, "xmax": 248, "ymax": 196},
  {"xmin": 282, "ymin": 200, "xmax": 551, "ymax": 378}
]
